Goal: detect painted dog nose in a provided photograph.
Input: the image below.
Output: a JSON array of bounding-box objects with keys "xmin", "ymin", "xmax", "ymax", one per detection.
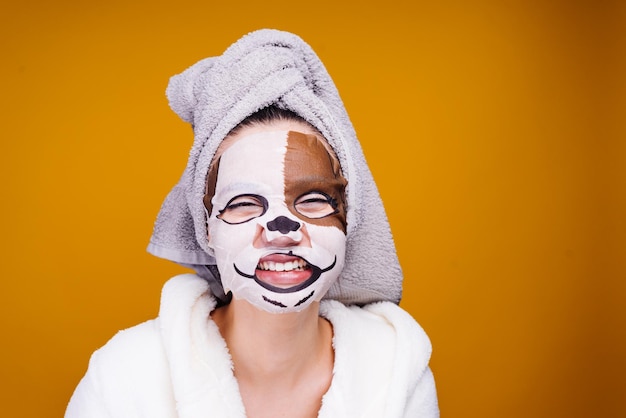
[{"xmin": 267, "ymin": 216, "xmax": 301, "ymax": 234}]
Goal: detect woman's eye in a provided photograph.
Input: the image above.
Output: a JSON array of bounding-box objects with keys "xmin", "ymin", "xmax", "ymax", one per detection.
[
  {"xmin": 218, "ymin": 195, "xmax": 267, "ymax": 224},
  {"xmin": 294, "ymin": 192, "xmax": 337, "ymax": 219}
]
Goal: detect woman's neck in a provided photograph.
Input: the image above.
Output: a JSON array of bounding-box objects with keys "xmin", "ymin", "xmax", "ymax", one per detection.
[
  {"xmin": 212, "ymin": 298, "xmax": 333, "ymax": 384},
  {"xmin": 212, "ymin": 298, "xmax": 335, "ymax": 418}
]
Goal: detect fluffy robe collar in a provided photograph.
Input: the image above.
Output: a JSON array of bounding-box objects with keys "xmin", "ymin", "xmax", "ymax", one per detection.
[{"xmin": 158, "ymin": 274, "xmax": 434, "ymax": 418}]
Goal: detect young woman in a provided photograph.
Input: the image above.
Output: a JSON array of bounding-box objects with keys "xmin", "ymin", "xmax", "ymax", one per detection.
[{"xmin": 66, "ymin": 29, "xmax": 439, "ymax": 418}]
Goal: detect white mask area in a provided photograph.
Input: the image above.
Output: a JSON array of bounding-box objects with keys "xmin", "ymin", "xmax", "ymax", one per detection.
[{"xmin": 205, "ymin": 130, "xmax": 348, "ymax": 313}]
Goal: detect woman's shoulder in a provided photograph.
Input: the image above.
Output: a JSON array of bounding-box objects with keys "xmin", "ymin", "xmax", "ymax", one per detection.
[
  {"xmin": 89, "ymin": 318, "xmax": 164, "ymax": 367},
  {"xmin": 65, "ymin": 274, "xmax": 212, "ymax": 417},
  {"xmin": 320, "ymin": 299, "xmax": 432, "ymax": 358},
  {"xmin": 65, "ymin": 318, "xmax": 176, "ymax": 418},
  {"xmin": 320, "ymin": 299, "xmax": 433, "ymax": 380},
  {"xmin": 318, "ymin": 300, "xmax": 436, "ymax": 417},
  {"xmin": 88, "ymin": 274, "xmax": 207, "ymax": 361}
]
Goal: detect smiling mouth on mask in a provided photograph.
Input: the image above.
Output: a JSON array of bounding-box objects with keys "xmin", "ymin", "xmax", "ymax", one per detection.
[{"xmin": 233, "ymin": 253, "xmax": 336, "ymax": 294}]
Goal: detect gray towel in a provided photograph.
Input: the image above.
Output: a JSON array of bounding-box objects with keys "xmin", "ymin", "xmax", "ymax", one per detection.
[{"xmin": 148, "ymin": 29, "xmax": 403, "ymax": 305}]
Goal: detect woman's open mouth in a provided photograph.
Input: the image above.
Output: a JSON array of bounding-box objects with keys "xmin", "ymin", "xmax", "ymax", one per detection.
[
  {"xmin": 255, "ymin": 254, "xmax": 312, "ymax": 288},
  {"xmin": 233, "ymin": 253, "xmax": 336, "ymax": 294}
]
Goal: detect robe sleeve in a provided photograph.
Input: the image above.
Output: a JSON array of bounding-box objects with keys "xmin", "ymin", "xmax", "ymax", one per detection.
[
  {"xmin": 65, "ymin": 349, "xmax": 115, "ymax": 418},
  {"xmin": 404, "ymin": 365, "xmax": 440, "ymax": 418},
  {"xmin": 64, "ymin": 320, "xmax": 176, "ymax": 418}
]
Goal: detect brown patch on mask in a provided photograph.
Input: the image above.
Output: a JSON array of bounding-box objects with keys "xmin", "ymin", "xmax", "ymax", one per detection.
[
  {"xmin": 284, "ymin": 131, "xmax": 348, "ymax": 233},
  {"xmin": 204, "ymin": 157, "xmax": 221, "ymax": 217}
]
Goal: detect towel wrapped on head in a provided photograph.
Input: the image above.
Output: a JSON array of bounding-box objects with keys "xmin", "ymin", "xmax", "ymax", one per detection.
[{"xmin": 148, "ymin": 28, "xmax": 403, "ymax": 305}]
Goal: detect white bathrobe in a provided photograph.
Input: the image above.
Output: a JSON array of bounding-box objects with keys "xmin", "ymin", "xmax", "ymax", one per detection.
[{"xmin": 66, "ymin": 274, "xmax": 439, "ymax": 417}]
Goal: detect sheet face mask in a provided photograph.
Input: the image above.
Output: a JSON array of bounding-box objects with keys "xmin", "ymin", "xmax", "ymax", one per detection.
[{"xmin": 206, "ymin": 130, "xmax": 348, "ymax": 313}]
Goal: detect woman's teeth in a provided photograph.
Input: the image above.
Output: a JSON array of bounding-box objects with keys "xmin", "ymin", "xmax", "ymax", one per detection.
[{"xmin": 258, "ymin": 259, "xmax": 308, "ymax": 272}]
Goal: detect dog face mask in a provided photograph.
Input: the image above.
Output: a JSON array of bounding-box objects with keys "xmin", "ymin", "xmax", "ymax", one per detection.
[{"xmin": 205, "ymin": 130, "xmax": 348, "ymax": 313}]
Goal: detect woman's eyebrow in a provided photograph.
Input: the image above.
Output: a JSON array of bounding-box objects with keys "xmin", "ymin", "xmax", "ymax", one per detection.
[
  {"xmin": 216, "ymin": 182, "xmax": 265, "ymax": 195},
  {"xmin": 287, "ymin": 176, "xmax": 345, "ymax": 187},
  {"xmin": 214, "ymin": 181, "xmax": 280, "ymax": 200}
]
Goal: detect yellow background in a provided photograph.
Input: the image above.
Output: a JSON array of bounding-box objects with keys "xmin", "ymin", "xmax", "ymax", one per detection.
[{"xmin": 2, "ymin": 0, "xmax": 624, "ymax": 416}]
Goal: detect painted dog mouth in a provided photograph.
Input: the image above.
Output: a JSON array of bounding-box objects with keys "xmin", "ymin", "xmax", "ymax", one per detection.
[
  {"xmin": 233, "ymin": 253, "xmax": 336, "ymax": 294},
  {"xmin": 256, "ymin": 254, "xmax": 309, "ymax": 273}
]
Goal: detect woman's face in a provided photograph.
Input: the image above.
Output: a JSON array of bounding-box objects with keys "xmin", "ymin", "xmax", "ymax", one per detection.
[{"xmin": 205, "ymin": 121, "xmax": 348, "ymax": 313}]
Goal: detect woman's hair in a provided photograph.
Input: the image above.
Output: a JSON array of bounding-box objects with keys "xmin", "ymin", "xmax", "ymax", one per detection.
[{"xmin": 227, "ymin": 105, "xmax": 322, "ymax": 137}]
